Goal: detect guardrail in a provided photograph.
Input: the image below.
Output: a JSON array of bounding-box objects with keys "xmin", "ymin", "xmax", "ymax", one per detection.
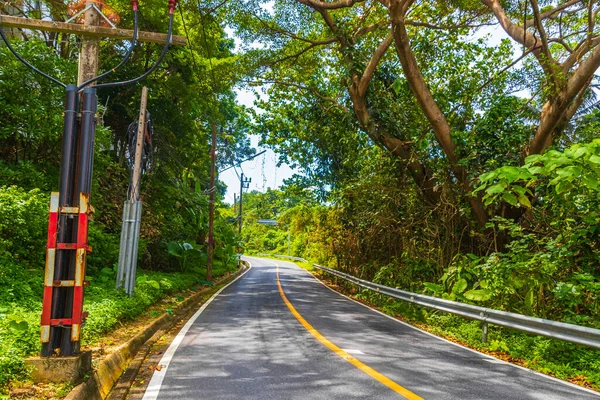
[{"xmin": 263, "ymin": 253, "xmax": 600, "ymax": 350}]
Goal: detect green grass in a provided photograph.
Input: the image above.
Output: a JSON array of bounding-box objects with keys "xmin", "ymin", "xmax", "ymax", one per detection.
[
  {"xmin": 0, "ymin": 263, "xmax": 236, "ymax": 394},
  {"xmin": 295, "ymin": 261, "xmax": 314, "ymax": 271}
]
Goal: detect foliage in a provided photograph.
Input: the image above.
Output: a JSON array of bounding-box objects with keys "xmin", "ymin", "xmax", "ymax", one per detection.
[
  {"xmin": 0, "ymin": 186, "xmax": 48, "ymax": 267},
  {"xmin": 0, "ymin": 263, "xmax": 236, "ymax": 392},
  {"xmin": 167, "ymin": 241, "xmax": 207, "ymax": 273},
  {"xmin": 0, "ymin": 1, "xmax": 250, "ymax": 392}
]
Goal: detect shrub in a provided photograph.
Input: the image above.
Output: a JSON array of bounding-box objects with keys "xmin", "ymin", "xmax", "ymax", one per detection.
[{"xmin": 0, "ymin": 186, "xmax": 48, "ymax": 267}]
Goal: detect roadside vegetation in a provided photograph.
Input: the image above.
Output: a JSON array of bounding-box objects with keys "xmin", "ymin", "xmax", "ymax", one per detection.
[
  {"xmin": 3, "ymin": 0, "xmax": 600, "ymax": 395},
  {"xmin": 0, "ymin": 0, "xmax": 247, "ymax": 393},
  {"xmin": 232, "ymin": 0, "xmax": 600, "ymax": 388}
]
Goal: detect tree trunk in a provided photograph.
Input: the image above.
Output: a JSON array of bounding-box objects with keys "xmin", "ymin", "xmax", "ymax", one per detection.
[{"xmin": 388, "ymin": 2, "xmax": 488, "ymax": 226}]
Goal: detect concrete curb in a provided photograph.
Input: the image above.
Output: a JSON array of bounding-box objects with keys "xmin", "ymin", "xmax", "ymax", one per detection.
[{"xmin": 65, "ymin": 262, "xmax": 249, "ymax": 400}]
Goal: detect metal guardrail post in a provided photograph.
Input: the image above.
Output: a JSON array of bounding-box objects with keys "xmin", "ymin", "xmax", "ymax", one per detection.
[{"xmin": 482, "ymin": 321, "xmax": 489, "ymax": 343}]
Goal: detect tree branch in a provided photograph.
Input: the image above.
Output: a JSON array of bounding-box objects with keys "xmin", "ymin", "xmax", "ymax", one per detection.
[
  {"xmin": 524, "ymin": 0, "xmax": 582, "ymax": 27},
  {"xmin": 246, "ymin": 79, "xmax": 349, "ymax": 113},
  {"xmin": 297, "ymin": 0, "xmax": 365, "ymax": 10},
  {"xmin": 358, "ymin": 34, "xmax": 393, "ymax": 96},
  {"xmin": 481, "ymin": 0, "xmax": 560, "ymax": 80},
  {"xmin": 253, "ymin": 12, "xmax": 337, "ymax": 46},
  {"xmin": 266, "ymin": 42, "xmax": 331, "ymax": 67}
]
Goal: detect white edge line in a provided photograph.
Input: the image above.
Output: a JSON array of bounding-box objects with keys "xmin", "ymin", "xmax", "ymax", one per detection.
[
  {"xmin": 265, "ymin": 257, "xmax": 600, "ymax": 398},
  {"xmin": 142, "ymin": 262, "xmax": 252, "ymax": 400}
]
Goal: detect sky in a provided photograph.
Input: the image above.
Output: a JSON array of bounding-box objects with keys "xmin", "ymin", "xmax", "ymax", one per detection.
[
  {"xmin": 219, "ymin": 20, "xmax": 516, "ymax": 205},
  {"xmin": 220, "ymin": 87, "xmax": 297, "ymax": 205}
]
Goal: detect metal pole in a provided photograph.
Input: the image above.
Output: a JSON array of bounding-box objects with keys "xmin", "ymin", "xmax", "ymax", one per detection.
[
  {"xmin": 116, "ymin": 201, "xmax": 131, "ymax": 290},
  {"xmin": 482, "ymin": 321, "xmax": 489, "ymax": 343},
  {"xmin": 65, "ymin": 86, "xmax": 96, "ymax": 355},
  {"xmin": 126, "ymin": 200, "xmax": 142, "ymax": 294},
  {"xmin": 42, "ymin": 85, "xmax": 79, "ymax": 357},
  {"xmin": 76, "ymin": 87, "xmax": 97, "ymax": 195},
  {"xmin": 207, "ymin": 122, "xmax": 217, "ymax": 281},
  {"xmin": 288, "ymin": 230, "xmax": 291, "ymax": 256},
  {"xmin": 123, "ymin": 201, "xmax": 136, "ymax": 292},
  {"xmin": 239, "ymin": 173, "xmax": 243, "ymax": 235}
]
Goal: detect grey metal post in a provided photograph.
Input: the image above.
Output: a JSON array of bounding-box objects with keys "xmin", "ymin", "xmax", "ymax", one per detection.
[
  {"xmin": 116, "ymin": 201, "xmax": 131, "ymax": 290},
  {"xmin": 125, "ymin": 200, "xmax": 142, "ymax": 295},
  {"xmin": 482, "ymin": 321, "xmax": 489, "ymax": 343},
  {"xmin": 123, "ymin": 201, "xmax": 136, "ymax": 292}
]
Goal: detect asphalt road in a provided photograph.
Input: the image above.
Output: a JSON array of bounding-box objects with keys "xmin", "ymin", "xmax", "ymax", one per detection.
[{"xmin": 144, "ymin": 257, "xmax": 600, "ymax": 400}]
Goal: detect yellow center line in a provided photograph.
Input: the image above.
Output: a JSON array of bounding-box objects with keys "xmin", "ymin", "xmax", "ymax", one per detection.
[{"xmin": 275, "ymin": 264, "xmax": 423, "ymax": 400}]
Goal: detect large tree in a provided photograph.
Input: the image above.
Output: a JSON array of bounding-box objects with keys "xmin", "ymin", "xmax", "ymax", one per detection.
[{"xmin": 233, "ymin": 0, "xmax": 600, "ymax": 228}]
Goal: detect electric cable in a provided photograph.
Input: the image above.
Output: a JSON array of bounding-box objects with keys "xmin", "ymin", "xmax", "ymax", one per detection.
[
  {"xmin": 94, "ymin": 10, "xmax": 174, "ymax": 89},
  {"xmin": 0, "ymin": 27, "xmax": 66, "ymax": 87}
]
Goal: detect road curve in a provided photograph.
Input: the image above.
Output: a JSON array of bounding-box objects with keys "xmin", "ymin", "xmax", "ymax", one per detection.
[{"xmin": 143, "ymin": 257, "xmax": 599, "ymax": 400}]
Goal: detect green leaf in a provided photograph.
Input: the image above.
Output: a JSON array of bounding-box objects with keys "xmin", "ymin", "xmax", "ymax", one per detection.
[
  {"xmin": 423, "ymin": 282, "xmax": 442, "ymax": 293},
  {"xmin": 582, "ymin": 174, "xmax": 599, "ymax": 190},
  {"xmin": 556, "ymin": 166, "xmax": 582, "ymax": 180},
  {"xmin": 524, "ymin": 288, "xmax": 534, "ymax": 311},
  {"xmin": 442, "ymin": 292, "xmax": 456, "ymax": 301},
  {"xmin": 573, "ymin": 147, "xmax": 588, "ymax": 159},
  {"xmin": 147, "ymin": 280, "xmax": 160, "ymax": 289},
  {"xmin": 489, "ymin": 339, "xmax": 510, "ymax": 353},
  {"xmin": 589, "ymin": 155, "xmax": 600, "ymax": 165},
  {"xmin": 512, "ymin": 185, "xmax": 526, "ymax": 195},
  {"xmin": 464, "ymin": 289, "xmax": 492, "ymax": 301},
  {"xmin": 392, "ymin": 77, "xmax": 402, "ymax": 95},
  {"xmin": 8, "ymin": 319, "xmax": 28, "ymax": 333},
  {"xmin": 527, "ymin": 166, "xmax": 544, "ymax": 175},
  {"xmin": 502, "ymin": 192, "xmax": 518, "ymax": 206},
  {"xmin": 167, "ymin": 241, "xmax": 184, "ymax": 258},
  {"xmin": 555, "ymin": 180, "xmax": 574, "ymax": 194},
  {"xmin": 486, "ymin": 182, "xmax": 507, "ymax": 195},
  {"xmin": 453, "ymin": 278, "xmax": 468, "ymax": 294},
  {"xmin": 479, "ymin": 171, "xmax": 497, "ymax": 183},
  {"xmin": 524, "ymin": 154, "xmax": 542, "ymax": 164},
  {"xmin": 497, "ymin": 166, "xmax": 521, "ymax": 183},
  {"xmin": 517, "ymin": 194, "xmax": 532, "ymax": 208}
]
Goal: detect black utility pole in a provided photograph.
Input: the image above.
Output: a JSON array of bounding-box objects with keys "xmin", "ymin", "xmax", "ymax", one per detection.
[{"xmin": 1, "ymin": 0, "xmax": 182, "ymax": 357}]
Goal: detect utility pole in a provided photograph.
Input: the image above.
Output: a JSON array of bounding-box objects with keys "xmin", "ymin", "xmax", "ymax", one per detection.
[
  {"xmin": 1, "ymin": 1, "xmax": 186, "ymax": 359},
  {"xmin": 239, "ymin": 173, "xmax": 243, "ymax": 234},
  {"xmin": 238, "ymin": 173, "xmax": 251, "ymax": 234},
  {"xmin": 116, "ymin": 86, "xmax": 147, "ymax": 295},
  {"xmin": 132, "ymin": 86, "xmax": 148, "ymax": 200},
  {"xmin": 77, "ymin": 1, "xmax": 100, "ymax": 85},
  {"xmin": 207, "ymin": 122, "xmax": 217, "ymax": 281},
  {"xmin": 233, "ymin": 193, "xmax": 237, "ymax": 213}
]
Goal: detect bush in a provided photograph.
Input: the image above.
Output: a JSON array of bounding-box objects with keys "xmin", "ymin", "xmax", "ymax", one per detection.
[
  {"xmin": 86, "ymin": 225, "xmax": 121, "ymax": 276},
  {"xmin": 0, "ymin": 256, "xmax": 42, "ymax": 306},
  {"xmin": 0, "ymin": 186, "xmax": 48, "ymax": 267}
]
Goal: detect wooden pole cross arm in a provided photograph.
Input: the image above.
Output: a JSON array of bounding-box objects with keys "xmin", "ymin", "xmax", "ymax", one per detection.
[{"xmin": 0, "ymin": 14, "xmax": 187, "ymax": 46}]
